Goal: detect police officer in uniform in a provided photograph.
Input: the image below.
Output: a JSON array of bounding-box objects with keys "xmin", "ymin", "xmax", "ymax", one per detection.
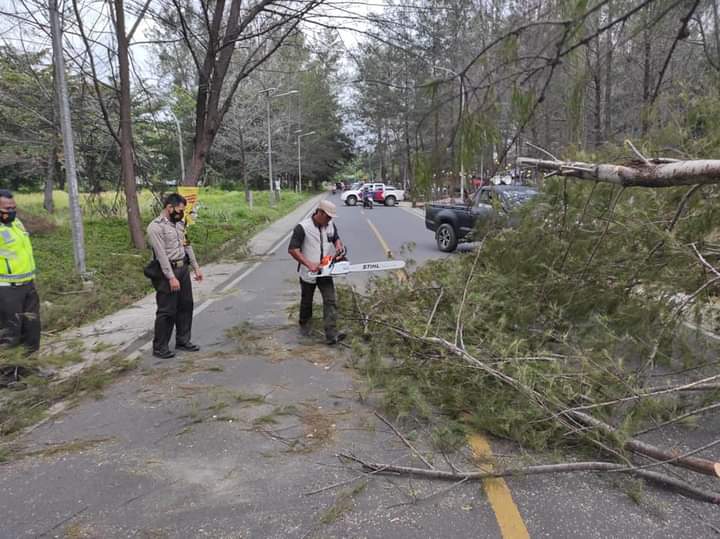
[
  {"xmin": 146, "ymin": 193, "xmax": 203, "ymax": 359},
  {"xmin": 0, "ymin": 189, "xmax": 41, "ymax": 353},
  {"xmin": 288, "ymin": 199, "xmax": 346, "ymax": 345}
]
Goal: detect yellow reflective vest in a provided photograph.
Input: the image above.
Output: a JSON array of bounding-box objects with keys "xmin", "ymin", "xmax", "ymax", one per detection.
[{"xmin": 0, "ymin": 219, "xmax": 36, "ymax": 284}]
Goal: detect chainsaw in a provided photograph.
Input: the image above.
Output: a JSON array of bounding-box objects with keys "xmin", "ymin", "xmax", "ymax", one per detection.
[{"xmin": 310, "ymin": 254, "xmax": 406, "ymax": 278}]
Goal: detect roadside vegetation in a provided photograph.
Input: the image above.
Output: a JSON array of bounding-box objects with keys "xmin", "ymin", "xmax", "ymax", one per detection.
[{"xmin": 17, "ymin": 189, "xmax": 310, "ymax": 333}]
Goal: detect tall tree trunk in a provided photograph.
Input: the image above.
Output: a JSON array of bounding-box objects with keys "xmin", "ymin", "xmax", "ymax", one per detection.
[
  {"xmin": 641, "ymin": 24, "xmax": 652, "ymax": 135},
  {"xmin": 377, "ymin": 122, "xmax": 385, "ymax": 180},
  {"xmin": 604, "ymin": 43, "xmax": 613, "ymax": 139},
  {"xmin": 404, "ymin": 112, "xmax": 412, "ymax": 193},
  {"xmin": 44, "ymin": 143, "xmax": 56, "ymax": 214},
  {"xmin": 713, "ymin": 0, "xmax": 720, "ymax": 71},
  {"xmin": 44, "ymin": 93, "xmax": 59, "ymax": 214},
  {"xmin": 45, "ymin": 50, "xmax": 61, "ymax": 213},
  {"xmin": 86, "ymin": 154, "xmax": 100, "ymax": 193},
  {"xmin": 238, "ymin": 127, "xmax": 249, "ymax": 203},
  {"xmin": 114, "ymin": 0, "xmax": 145, "ymax": 249},
  {"xmin": 593, "ymin": 47, "xmax": 602, "ymax": 148},
  {"xmin": 603, "ymin": 1, "xmax": 614, "ymax": 140},
  {"xmin": 186, "ymin": 131, "xmax": 212, "ymax": 185}
]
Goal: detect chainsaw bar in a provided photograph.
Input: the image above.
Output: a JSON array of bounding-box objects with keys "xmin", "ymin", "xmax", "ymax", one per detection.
[
  {"xmin": 311, "ymin": 259, "xmax": 406, "ymax": 277},
  {"xmin": 344, "ymin": 260, "xmax": 406, "ymax": 273}
]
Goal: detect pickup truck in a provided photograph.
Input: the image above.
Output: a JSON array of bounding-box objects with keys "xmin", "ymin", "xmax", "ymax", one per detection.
[
  {"xmin": 425, "ymin": 185, "xmax": 538, "ymax": 251},
  {"xmin": 341, "ymin": 183, "xmax": 405, "ymax": 207}
]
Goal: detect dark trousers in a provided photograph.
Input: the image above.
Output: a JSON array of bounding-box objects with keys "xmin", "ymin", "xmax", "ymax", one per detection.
[
  {"xmin": 0, "ymin": 282, "xmax": 41, "ymax": 353},
  {"xmin": 152, "ymin": 266, "xmax": 193, "ymax": 352},
  {"xmin": 299, "ymin": 277, "xmax": 337, "ymax": 338}
]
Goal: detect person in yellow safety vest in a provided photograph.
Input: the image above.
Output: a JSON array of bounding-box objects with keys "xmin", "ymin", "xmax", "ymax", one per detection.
[{"xmin": 0, "ymin": 189, "xmax": 40, "ymax": 353}]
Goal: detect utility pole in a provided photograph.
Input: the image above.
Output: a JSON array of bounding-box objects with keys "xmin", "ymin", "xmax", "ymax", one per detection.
[{"xmin": 49, "ymin": 0, "xmax": 87, "ymax": 276}]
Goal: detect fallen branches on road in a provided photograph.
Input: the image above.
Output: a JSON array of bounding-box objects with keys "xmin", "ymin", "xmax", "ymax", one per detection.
[
  {"xmin": 338, "ymin": 453, "xmax": 720, "ymax": 504},
  {"xmin": 566, "ymin": 411, "xmax": 720, "ymax": 479},
  {"xmin": 385, "ymin": 323, "xmax": 720, "ymax": 479}
]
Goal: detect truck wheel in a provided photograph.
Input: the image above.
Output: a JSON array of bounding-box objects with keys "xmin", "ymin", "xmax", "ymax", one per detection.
[
  {"xmin": 346, "ymin": 195, "xmax": 357, "ymax": 206},
  {"xmin": 384, "ymin": 195, "xmax": 396, "ymax": 206},
  {"xmin": 436, "ymin": 223, "xmax": 458, "ymax": 252}
]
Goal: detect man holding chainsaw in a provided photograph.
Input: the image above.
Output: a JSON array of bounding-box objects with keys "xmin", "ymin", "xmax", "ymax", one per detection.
[{"xmin": 288, "ymin": 199, "xmax": 347, "ymax": 345}]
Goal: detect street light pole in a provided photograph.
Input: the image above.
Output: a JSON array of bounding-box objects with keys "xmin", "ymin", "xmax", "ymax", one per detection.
[
  {"xmin": 265, "ymin": 94, "xmax": 274, "ymax": 204},
  {"xmin": 296, "ymin": 130, "xmax": 316, "ymax": 192},
  {"xmin": 259, "ymin": 88, "xmax": 298, "ymax": 205},
  {"xmin": 169, "ymin": 110, "xmax": 185, "ymax": 183}
]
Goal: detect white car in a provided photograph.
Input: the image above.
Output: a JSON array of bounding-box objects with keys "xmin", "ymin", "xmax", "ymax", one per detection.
[{"xmin": 341, "ymin": 183, "xmax": 405, "ymax": 206}]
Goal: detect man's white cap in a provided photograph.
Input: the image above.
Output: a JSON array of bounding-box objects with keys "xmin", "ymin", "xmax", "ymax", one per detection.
[{"xmin": 317, "ymin": 199, "xmax": 337, "ymax": 218}]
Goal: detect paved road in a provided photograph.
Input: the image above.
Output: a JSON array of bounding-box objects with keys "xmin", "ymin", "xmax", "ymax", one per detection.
[{"xmin": 1, "ymin": 196, "xmax": 718, "ymax": 538}]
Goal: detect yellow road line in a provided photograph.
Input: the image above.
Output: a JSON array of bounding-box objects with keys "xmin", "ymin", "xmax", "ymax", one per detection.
[
  {"xmin": 366, "ymin": 218, "xmax": 392, "ymax": 259},
  {"xmin": 469, "ymin": 433, "xmax": 530, "ymax": 539},
  {"xmin": 365, "ymin": 218, "xmax": 408, "ymax": 282}
]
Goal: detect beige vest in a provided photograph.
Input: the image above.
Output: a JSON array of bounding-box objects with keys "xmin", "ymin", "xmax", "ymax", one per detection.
[{"xmin": 298, "ymin": 217, "xmax": 336, "ymax": 283}]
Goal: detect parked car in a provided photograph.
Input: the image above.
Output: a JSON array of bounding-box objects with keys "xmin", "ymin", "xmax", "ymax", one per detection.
[
  {"xmin": 341, "ymin": 183, "xmax": 405, "ymax": 206},
  {"xmin": 425, "ymin": 185, "xmax": 538, "ymax": 251}
]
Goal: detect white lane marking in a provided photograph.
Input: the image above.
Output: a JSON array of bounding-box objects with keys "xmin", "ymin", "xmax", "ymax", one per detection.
[
  {"xmin": 399, "ymin": 205, "xmax": 425, "ymax": 221},
  {"xmin": 193, "ymin": 229, "xmax": 294, "ymax": 318}
]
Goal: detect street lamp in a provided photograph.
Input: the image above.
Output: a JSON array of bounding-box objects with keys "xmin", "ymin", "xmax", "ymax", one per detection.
[
  {"xmin": 258, "ymin": 88, "xmax": 298, "ymax": 204},
  {"xmin": 433, "ymin": 65, "xmax": 466, "ymax": 201},
  {"xmin": 296, "ymin": 130, "xmax": 315, "ymax": 192},
  {"xmin": 168, "ymin": 110, "xmax": 185, "ymax": 184}
]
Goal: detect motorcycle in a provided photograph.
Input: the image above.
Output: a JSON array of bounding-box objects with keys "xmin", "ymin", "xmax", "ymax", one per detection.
[{"xmin": 362, "ymin": 194, "xmax": 373, "ymax": 209}]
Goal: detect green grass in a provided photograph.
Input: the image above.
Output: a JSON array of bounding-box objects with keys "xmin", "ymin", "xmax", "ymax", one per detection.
[
  {"xmin": 0, "ymin": 352, "xmax": 138, "ymax": 440},
  {"xmin": 14, "ymin": 189, "xmax": 311, "ymax": 333}
]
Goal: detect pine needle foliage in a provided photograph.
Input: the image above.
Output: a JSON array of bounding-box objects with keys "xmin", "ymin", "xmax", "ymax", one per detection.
[{"xmin": 341, "ymin": 178, "xmax": 720, "ymax": 453}]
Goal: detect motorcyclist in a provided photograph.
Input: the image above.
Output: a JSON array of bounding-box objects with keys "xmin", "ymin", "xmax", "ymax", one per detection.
[{"xmin": 362, "ymin": 186, "xmax": 373, "ymax": 208}]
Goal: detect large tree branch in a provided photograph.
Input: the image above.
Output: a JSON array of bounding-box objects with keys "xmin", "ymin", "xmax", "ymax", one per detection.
[
  {"xmin": 517, "ymin": 157, "xmax": 720, "ymax": 187},
  {"xmin": 126, "ymin": 0, "xmax": 152, "ymax": 42},
  {"xmin": 218, "ymin": 10, "xmax": 314, "ymax": 120},
  {"xmin": 339, "ymin": 453, "xmax": 720, "ymax": 504}
]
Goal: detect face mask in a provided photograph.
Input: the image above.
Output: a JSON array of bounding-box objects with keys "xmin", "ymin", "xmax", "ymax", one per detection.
[
  {"xmin": 0, "ymin": 209, "xmax": 16, "ymax": 225},
  {"xmin": 169, "ymin": 209, "xmax": 184, "ymax": 223}
]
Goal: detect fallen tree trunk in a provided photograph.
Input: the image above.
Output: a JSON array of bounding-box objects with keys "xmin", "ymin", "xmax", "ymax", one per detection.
[
  {"xmin": 339, "ymin": 453, "xmax": 720, "ymax": 504},
  {"xmin": 567, "ymin": 411, "xmax": 720, "ymax": 478},
  {"xmin": 516, "ymin": 157, "xmax": 720, "ymax": 187}
]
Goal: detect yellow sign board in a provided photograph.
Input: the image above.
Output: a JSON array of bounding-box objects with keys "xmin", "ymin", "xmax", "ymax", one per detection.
[{"xmin": 178, "ymin": 186, "xmax": 199, "ymax": 225}]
